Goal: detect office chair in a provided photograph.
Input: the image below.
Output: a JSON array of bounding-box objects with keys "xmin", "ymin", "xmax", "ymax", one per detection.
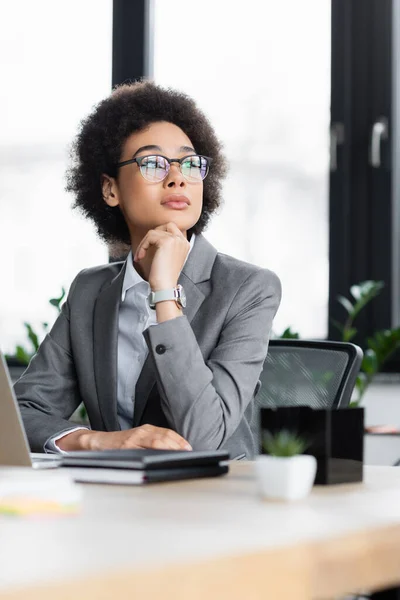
[{"xmin": 252, "ymin": 339, "xmax": 363, "ymax": 443}]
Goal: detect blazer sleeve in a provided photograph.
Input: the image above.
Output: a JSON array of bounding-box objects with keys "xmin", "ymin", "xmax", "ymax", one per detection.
[
  {"xmin": 143, "ymin": 268, "xmax": 282, "ymax": 450},
  {"xmin": 14, "ymin": 275, "xmax": 83, "ymax": 452}
]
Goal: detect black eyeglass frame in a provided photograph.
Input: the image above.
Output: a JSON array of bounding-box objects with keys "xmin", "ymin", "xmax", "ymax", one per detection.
[{"xmin": 115, "ymin": 154, "xmax": 213, "ymax": 181}]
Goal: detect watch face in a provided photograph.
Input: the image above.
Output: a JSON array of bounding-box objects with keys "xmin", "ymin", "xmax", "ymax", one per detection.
[
  {"xmin": 177, "ymin": 284, "xmax": 187, "ymax": 308},
  {"xmin": 148, "ymin": 292, "xmax": 156, "ymax": 309}
]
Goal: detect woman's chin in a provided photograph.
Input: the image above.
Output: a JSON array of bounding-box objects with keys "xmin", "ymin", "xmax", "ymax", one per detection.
[{"xmin": 155, "ymin": 213, "xmax": 199, "ymax": 231}]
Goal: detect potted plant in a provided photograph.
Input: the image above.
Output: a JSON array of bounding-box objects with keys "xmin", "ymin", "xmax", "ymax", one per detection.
[{"xmin": 255, "ymin": 430, "xmax": 317, "ymax": 501}]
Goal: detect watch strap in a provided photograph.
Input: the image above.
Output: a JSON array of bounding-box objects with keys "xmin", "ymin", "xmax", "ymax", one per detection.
[
  {"xmin": 150, "ymin": 289, "xmax": 176, "ymax": 304},
  {"xmin": 149, "ymin": 288, "xmax": 181, "ymax": 309}
]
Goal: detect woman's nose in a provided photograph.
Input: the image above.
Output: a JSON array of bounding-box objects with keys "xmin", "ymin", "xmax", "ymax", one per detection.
[{"xmin": 165, "ymin": 164, "xmax": 186, "ymax": 187}]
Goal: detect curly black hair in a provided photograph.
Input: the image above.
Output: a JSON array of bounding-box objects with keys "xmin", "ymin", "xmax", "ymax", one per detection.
[{"xmin": 65, "ymin": 80, "xmax": 228, "ymax": 245}]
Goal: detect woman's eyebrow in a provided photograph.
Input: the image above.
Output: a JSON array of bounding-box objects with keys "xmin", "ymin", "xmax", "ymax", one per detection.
[
  {"xmin": 132, "ymin": 144, "xmax": 196, "ymax": 157},
  {"xmin": 133, "ymin": 144, "xmax": 162, "ymax": 157},
  {"xmin": 179, "ymin": 145, "xmax": 196, "ymax": 154}
]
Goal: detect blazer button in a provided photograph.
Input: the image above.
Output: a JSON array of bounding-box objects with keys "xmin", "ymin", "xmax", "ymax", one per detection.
[{"xmin": 156, "ymin": 344, "xmax": 166, "ymax": 355}]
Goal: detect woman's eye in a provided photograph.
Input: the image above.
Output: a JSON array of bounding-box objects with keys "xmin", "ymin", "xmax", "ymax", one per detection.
[
  {"xmin": 185, "ymin": 160, "xmax": 200, "ymax": 169},
  {"xmin": 144, "ymin": 160, "xmax": 159, "ymax": 169}
]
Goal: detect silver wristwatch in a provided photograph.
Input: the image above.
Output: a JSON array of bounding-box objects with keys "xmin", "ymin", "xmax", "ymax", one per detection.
[{"xmin": 148, "ymin": 284, "xmax": 187, "ymax": 310}]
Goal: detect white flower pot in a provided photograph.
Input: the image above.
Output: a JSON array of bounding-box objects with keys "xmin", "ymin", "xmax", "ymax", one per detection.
[{"xmin": 255, "ymin": 454, "xmax": 317, "ymax": 501}]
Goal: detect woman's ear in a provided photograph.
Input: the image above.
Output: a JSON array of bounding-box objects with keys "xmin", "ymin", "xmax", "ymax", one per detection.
[{"xmin": 101, "ymin": 175, "xmax": 119, "ymax": 207}]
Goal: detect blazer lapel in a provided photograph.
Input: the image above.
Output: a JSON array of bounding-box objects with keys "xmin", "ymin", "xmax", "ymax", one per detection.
[
  {"xmin": 178, "ymin": 234, "xmax": 219, "ymax": 325},
  {"xmin": 132, "ymin": 234, "xmax": 218, "ymax": 427},
  {"xmin": 93, "ymin": 263, "xmax": 126, "ymax": 431}
]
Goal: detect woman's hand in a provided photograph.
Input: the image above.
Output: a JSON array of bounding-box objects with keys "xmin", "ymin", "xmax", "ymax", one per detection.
[
  {"xmin": 56, "ymin": 425, "xmax": 193, "ymax": 452},
  {"xmin": 133, "ymin": 222, "xmax": 190, "ymax": 291}
]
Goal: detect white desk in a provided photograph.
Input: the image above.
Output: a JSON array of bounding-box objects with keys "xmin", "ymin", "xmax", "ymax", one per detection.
[{"xmin": 2, "ymin": 464, "xmax": 400, "ymax": 599}]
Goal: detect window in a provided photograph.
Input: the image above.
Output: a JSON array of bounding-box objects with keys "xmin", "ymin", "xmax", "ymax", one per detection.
[
  {"xmin": 154, "ymin": 0, "xmax": 331, "ymax": 338},
  {"xmin": 116, "ymin": 0, "xmax": 398, "ymax": 367},
  {"xmin": 0, "ymin": 0, "xmax": 111, "ymax": 354}
]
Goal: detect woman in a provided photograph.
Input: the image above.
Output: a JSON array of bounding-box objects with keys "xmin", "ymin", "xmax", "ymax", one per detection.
[{"xmin": 15, "ymin": 81, "xmax": 281, "ymax": 459}]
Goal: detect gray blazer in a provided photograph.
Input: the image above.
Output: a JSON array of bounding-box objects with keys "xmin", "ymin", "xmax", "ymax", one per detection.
[{"xmin": 15, "ymin": 234, "xmax": 281, "ymax": 458}]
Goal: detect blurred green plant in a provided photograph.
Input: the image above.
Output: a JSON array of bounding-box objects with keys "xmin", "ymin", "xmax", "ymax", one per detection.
[
  {"xmin": 275, "ymin": 280, "xmax": 400, "ymax": 406},
  {"xmin": 332, "ymin": 281, "xmax": 400, "ymax": 405},
  {"xmin": 5, "ymin": 288, "xmax": 66, "ymax": 365},
  {"xmin": 262, "ymin": 429, "xmax": 308, "ymax": 457},
  {"xmin": 6, "ymin": 288, "xmax": 88, "ymax": 423},
  {"xmin": 279, "ymin": 327, "xmax": 300, "ymax": 340}
]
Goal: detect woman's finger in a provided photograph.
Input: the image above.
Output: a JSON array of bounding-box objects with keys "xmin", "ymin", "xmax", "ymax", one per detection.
[
  {"xmin": 150, "ymin": 437, "xmax": 186, "ymax": 451},
  {"xmin": 134, "ymin": 230, "xmax": 171, "ymax": 261},
  {"xmin": 155, "ymin": 222, "xmax": 183, "ymax": 237},
  {"xmin": 138, "ymin": 425, "xmax": 192, "ymax": 450}
]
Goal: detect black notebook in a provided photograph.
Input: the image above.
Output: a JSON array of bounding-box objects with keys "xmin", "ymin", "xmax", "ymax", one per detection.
[{"xmin": 60, "ymin": 449, "xmax": 230, "ymax": 485}]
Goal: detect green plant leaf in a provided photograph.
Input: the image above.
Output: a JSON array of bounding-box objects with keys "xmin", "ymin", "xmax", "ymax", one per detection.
[
  {"xmin": 349, "ymin": 400, "xmax": 360, "ymax": 408},
  {"xmin": 330, "ymin": 318, "xmax": 344, "ymax": 334},
  {"xmin": 10, "ymin": 288, "xmax": 66, "ymax": 366},
  {"xmin": 351, "ymin": 280, "xmax": 384, "ymax": 300},
  {"xmin": 15, "ymin": 346, "xmax": 31, "ymax": 365},
  {"xmin": 366, "ymin": 327, "xmax": 400, "ymax": 368},
  {"xmin": 23, "ymin": 323, "xmax": 40, "ymax": 353},
  {"xmin": 361, "ymin": 349, "xmax": 378, "ymax": 376},
  {"xmin": 343, "ymin": 327, "xmax": 357, "ymax": 342},
  {"xmin": 350, "ymin": 285, "xmax": 362, "ymax": 301},
  {"xmin": 279, "ymin": 327, "xmax": 300, "ymax": 340},
  {"xmin": 262, "ymin": 430, "xmax": 309, "ymax": 457},
  {"xmin": 350, "ymin": 281, "xmax": 385, "ymax": 321},
  {"xmin": 337, "ymin": 295, "xmax": 354, "ymax": 315},
  {"xmin": 354, "ymin": 372, "xmax": 369, "ymax": 404},
  {"xmin": 49, "ymin": 287, "xmax": 66, "ymax": 313},
  {"xmin": 356, "ymin": 371, "xmax": 368, "ymax": 388},
  {"xmin": 78, "ymin": 403, "xmax": 88, "ymax": 421}
]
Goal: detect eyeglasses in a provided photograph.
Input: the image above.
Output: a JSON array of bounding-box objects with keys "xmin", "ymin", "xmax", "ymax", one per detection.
[{"xmin": 115, "ymin": 154, "xmax": 212, "ymax": 183}]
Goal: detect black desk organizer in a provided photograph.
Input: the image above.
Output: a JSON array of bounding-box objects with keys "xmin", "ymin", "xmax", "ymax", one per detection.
[{"xmin": 259, "ymin": 406, "xmax": 364, "ymax": 484}]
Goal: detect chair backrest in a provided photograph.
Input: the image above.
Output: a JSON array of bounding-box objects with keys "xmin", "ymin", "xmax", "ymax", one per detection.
[
  {"xmin": 252, "ymin": 340, "xmax": 363, "ymax": 446},
  {"xmin": 258, "ymin": 339, "xmax": 363, "ymax": 410}
]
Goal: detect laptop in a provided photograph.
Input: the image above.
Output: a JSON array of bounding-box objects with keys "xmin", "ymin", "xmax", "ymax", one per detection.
[
  {"xmin": 0, "ymin": 352, "xmax": 230, "ymax": 483},
  {"xmin": 0, "ymin": 352, "xmax": 62, "ymax": 469}
]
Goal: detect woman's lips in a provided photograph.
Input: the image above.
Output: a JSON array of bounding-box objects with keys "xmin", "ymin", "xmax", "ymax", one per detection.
[
  {"xmin": 161, "ymin": 195, "xmax": 190, "ymax": 210},
  {"xmin": 163, "ymin": 201, "xmax": 189, "ymax": 210}
]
